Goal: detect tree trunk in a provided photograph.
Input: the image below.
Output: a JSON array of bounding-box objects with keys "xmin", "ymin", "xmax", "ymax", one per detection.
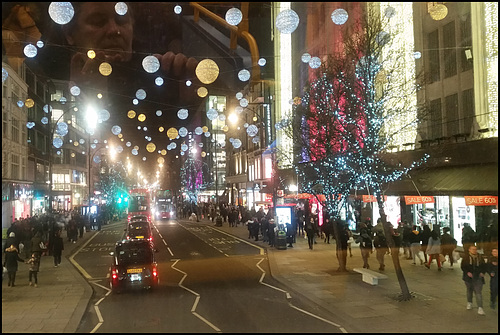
[{"xmin": 377, "ymin": 198, "xmax": 412, "ymax": 301}]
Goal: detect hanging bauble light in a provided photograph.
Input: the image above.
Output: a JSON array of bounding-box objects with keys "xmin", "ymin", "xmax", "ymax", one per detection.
[
  {"xmin": 225, "ymin": 8, "xmax": 243, "ymax": 26},
  {"xmin": 331, "ymin": 8, "xmax": 348, "ymax": 25},
  {"xmin": 196, "ymin": 59, "xmax": 219, "ymax": 85},
  {"xmin": 276, "ymin": 9, "xmax": 299, "ymax": 34}
]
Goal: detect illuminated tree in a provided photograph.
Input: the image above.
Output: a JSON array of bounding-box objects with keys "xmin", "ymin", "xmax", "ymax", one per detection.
[
  {"xmin": 288, "ymin": 6, "xmax": 430, "ymax": 299},
  {"xmin": 180, "ymin": 156, "xmax": 211, "ymax": 204}
]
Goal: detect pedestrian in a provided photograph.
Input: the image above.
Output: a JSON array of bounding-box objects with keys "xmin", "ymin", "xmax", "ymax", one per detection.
[
  {"xmin": 409, "ymin": 225, "xmax": 424, "ymax": 265},
  {"xmin": 268, "ymin": 219, "xmax": 276, "ymax": 247},
  {"xmin": 346, "ymin": 226, "xmax": 354, "ymax": 257},
  {"xmin": 356, "ymin": 222, "xmax": 373, "ymax": 269},
  {"xmin": 30, "ymin": 231, "xmax": 45, "ymax": 260},
  {"xmin": 296, "ymin": 207, "xmax": 305, "ymax": 236},
  {"xmin": 487, "ymin": 247, "xmax": 498, "ymax": 309},
  {"xmin": 25, "ymin": 252, "xmax": 40, "ymax": 287},
  {"xmin": 425, "ymin": 230, "xmax": 442, "ymax": 271},
  {"xmin": 305, "ymin": 217, "xmax": 316, "ymax": 250},
  {"xmin": 402, "ymin": 221, "xmax": 413, "ymax": 260},
  {"xmin": 322, "ymin": 217, "xmax": 333, "ymax": 244},
  {"xmin": 51, "ymin": 229, "xmax": 64, "ymax": 267},
  {"xmin": 286, "ymin": 222, "xmax": 294, "ymax": 248},
  {"xmin": 440, "ymin": 227, "xmax": 457, "ymax": 268},
  {"xmin": 3, "ymin": 232, "xmax": 19, "ymax": 253},
  {"xmin": 462, "ymin": 223, "xmax": 477, "ymax": 258},
  {"xmin": 373, "ymin": 229, "xmax": 388, "ymax": 271},
  {"xmin": 3, "ymin": 244, "xmax": 24, "ymax": 287},
  {"xmin": 461, "ymin": 244, "xmax": 487, "ymax": 315},
  {"xmin": 420, "ymin": 225, "xmax": 432, "ymax": 263}
]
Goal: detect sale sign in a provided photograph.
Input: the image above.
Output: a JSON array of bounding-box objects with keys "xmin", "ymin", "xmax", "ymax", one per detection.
[
  {"xmin": 464, "ymin": 196, "xmax": 498, "ymax": 206},
  {"xmin": 362, "ymin": 195, "xmax": 387, "ymax": 202},
  {"xmin": 404, "ymin": 196, "xmax": 435, "ymax": 205}
]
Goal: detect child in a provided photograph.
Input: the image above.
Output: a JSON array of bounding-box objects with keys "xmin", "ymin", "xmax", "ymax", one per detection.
[{"xmin": 26, "ymin": 252, "xmax": 40, "ymax": 287}]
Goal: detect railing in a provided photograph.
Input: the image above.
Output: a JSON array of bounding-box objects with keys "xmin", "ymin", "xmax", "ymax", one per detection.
[{"xmin": 189, "ymin": 2, "xmax": 261, "ymax": 84}]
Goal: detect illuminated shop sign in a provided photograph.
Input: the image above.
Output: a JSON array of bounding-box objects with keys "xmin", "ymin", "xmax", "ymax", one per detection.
[
  {"xmin": 464, "ymin": 196, "xmax": 498, "ymax": 206},
  {"xmin": 404, "ymin": 196, "xmax": 435, "ymax": 205}
]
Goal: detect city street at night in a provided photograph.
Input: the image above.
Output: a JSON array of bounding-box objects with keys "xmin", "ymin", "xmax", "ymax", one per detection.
[{"xmin": 2, "ymin": 2, "xmax": 498, "ymax": 333}]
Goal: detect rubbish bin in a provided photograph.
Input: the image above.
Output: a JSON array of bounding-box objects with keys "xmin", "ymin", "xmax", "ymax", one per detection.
[{"xmin": 276, "ymin": 230, "xmax": 287, "ymax": 250}]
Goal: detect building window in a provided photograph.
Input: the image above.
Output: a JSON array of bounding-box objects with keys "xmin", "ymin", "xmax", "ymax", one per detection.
[
  {"xmin": 21, "ymin": 157, "xmax": 26, "ymax": 180},
  {"xmin": 430, "ymin": 98, "xmax": 442, "ymax": 139},
  {"xmin": 11, "ymin": 118, "xmax": 19, "ymax": 143},
  {"xmin": 36, "ymin": 162, "xmax": 45, "ymax": 182},
  {"xmin": 460, "ymin": 12, "xmax": 473, "ymax": 72},
  {"xmin": 3, "ymin": 111, "xmax": 8, "ymax": 138},
  {"xmin": 11, "ymin": 154, "xmax": 19, "ymax": 180},
  {"xmin": 445, "ymin": 94, "xmax": 459, "ymax": 136},
  {"xmin": 427, "ymin": 30, "xmax": 440, "ymax": 83},
  {"xmin": 443, "ymin": 21, "xmax": 457, "ymax": 78},
  {"xmin": 461, "ymin": 89, "xmax": 474, "ymax": 135}
]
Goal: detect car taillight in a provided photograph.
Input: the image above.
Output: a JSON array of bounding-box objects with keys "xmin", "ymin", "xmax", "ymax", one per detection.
[
  {"xmin": 152, "ymin": 266, "xmax": 157, "ymax": 277},
  {"xmin": 112, "ymin": 269, "xmax": 118, "ymax": 279}
]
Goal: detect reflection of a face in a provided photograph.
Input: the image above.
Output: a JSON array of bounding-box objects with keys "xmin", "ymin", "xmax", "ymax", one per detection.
[
  {"xmin": 64, "ymin": 2, "xmax": 133, "ymax": 62},
  {"xmin": 469, "ymin": 246, "xmax": 477, "ymax": 255}
]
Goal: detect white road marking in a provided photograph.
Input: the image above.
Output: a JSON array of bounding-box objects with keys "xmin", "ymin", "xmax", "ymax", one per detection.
[
  {"xmin": 171, "ymin": 259, "xmax": 222, "ymax": 333},
  {"xmin": 254, "ymin": 258, "xmax": 347, "ymax": 332}
]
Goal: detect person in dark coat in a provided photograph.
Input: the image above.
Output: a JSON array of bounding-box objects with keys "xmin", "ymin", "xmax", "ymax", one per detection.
[
  {"xmin": 305, "ymin": 217, "xmax": 317, "ymax": 250},
  {"xmin": 373, "ymin": 229, "xmax": 389, "ymax": 271},
  {"xmin": 462, "ymin": 224, "xmax": 477, "ymax": 258},
  {"xmin": 3, "ymin": 232, "xmax": 19, "ymax": 253},
  {"xmin": 50, "ymin": 230, "xmax": 64, "ymax": 267},
  {"xmin": 4, "ymin": 244, "xmax": 24, "ymax": 287},
  {"xmin": 30, "ymin": 231, "xmax": 44, "ymax": 259},
  {"xmin": 487, "ymin": 247, "xmax": 498, "ymax": 310},
  {"xmin": 268, "ymin": 219, "xmax": 276, "ymax": 247},
  {"xmin": 461, "ymin": 244, "xmax": 487, "ymax": 315},
  {"xmin": 420, "ymin": 225, "xmax": 432, "ymax": 263},
  {"xmin": 440, "ymin": 227, "xmax": 458, "ymax": 268},
  {"xmin": 356, "ymin": 222, "xmax": 373, "ymax": 269}
]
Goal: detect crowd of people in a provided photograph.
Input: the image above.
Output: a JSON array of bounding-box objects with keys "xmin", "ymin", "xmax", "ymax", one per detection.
[{"xmin": 3, "ymin": 205, "xmax": 117, "ymax": 287}]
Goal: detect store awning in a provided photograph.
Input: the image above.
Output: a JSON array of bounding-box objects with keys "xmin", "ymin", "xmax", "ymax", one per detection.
[{"xmin": 385, "ymin": 164, "xmax": 498, "ymax": 196}]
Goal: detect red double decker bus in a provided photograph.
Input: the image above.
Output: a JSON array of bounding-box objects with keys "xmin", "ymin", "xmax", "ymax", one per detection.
[{"xmin": 127, "ymin": 188, "xmax": 152, "ymax": 223}]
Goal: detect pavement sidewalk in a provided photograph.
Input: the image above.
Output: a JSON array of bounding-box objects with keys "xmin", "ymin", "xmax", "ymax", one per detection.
[{"xmin": 2, "ymin": 227, "xmax": 97, "ymax": 333}]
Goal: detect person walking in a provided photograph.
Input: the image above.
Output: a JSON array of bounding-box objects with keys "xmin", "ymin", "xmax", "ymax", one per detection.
[
  {"xmin": 425, "ymin": 230, "xmax": 442, "ymax": 271},
  {"xmin": 3, "ymin": 232, "xmax": 19, "ymax": 253},
  {"xmin": 462, "ymin": 224, "xmax": 477, "ymax": 258},
  {"xmin": 3, "ymin": 244, "xmax": 24, "ymax": 287},
  {"xmin": 268, "ymin": 219, "xmax": 276, "ymax": 247},
  {"xmin": 440, "ymin": 227, "xmax": 458, "ymax": 269},
  {"xmin": 26, "ymin": 252, "xmax": 40, "ymax": 287},
  {"xmin": 487, "ymin": 247, "xmax": 498, "ymax": 309},
  {"xmin": 409, "ymin": 225, "xmax": 424, "ymax": 265},
  {"xmin": 356, "ymin": 222, "xmax": 373, "ymax": 269},
  {"xmin": 420, "ymin": 225, "xmax": 432, "ymax": 263},
  {"xmin": 305, "ymin": 217, "xmax": 317, "ymax": 250},
  {"xmin": 51, "ymin": 229, "xmax": 64, "ymax": 267},
  {"xmin": 402, "ymin": 221, "xmax": 413, "ymax": 259},
  {"xmin": 461, "ymin": 244, "xmax": 487, "ymax": 315},
  {"xmin": 30, "ymin": 231, "xmax": 45, "ymax": 260},
  {"xmin": 373, "ymin": 229, "xmax": 388, "ymax": 271}
]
